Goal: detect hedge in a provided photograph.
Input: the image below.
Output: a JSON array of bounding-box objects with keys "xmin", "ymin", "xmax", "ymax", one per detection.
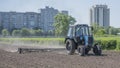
[
  {"xmin": 116, "ymin": 40, "xmax": 120, "ymax": 50},
  {"xmin": 95, "ymin": 39, "xmax": 117, "ymax": 50},
  {"xmin": 95, "ymin": 37, "xmax": 120, "ymax": 50}
]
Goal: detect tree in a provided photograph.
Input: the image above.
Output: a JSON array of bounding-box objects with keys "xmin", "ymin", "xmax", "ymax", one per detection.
[
  {"xmin": 0, "ymin": 25, "xmax": 3, "ymax": 34},
  {"xmin": 109, "ymin": 27, "xmax": 119, "ymax": 35},
  {"xmin": 48, "ymin": 30, "xmax": 54, "ymax": 36},
  {"xmin": 34, "ymin": 29, "xmax": 43, "ymax": 36},
  {"xmin": 96, "ymin": 29, "xmax": 106, "ymax": 36},
  {"xmin": 29, "ymin": 29, "xmax": 35, "ymax": 36},
  {"xmin": 12, "ymin": 30, "xmax": 21, "ymax": 36},
  {"xmin": 104, "ymin": 27, "xmax": 110, "ymax": 34},
  {"xmin": 21, "ymin": 28, "xmax": 30, "ymax": 37},
  {"xmin": 91, "ymin": 23, "xmax": 120, "ymax": 36},
  {"xmin": 91, "ymin": 23, "xmax": 102, "ymax": 35},
  {"xmin": 53, "ymin": 13, "xmax": 76, "ymax": 36},
  {"xmin": 2, "ymin": 29, "xmax": 9, "ymax": 37}
]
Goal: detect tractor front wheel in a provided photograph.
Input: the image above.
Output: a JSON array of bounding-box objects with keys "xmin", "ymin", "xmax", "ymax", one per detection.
[
  {"xmin": 81, "ymin": 46, "xmax": 85, "ymax": 56},
  {"xmin": 66, "ymin": 39, "xmax": 75, "ymax": 55},
  {"xmin": 77, "ymin": 46, "xmax": 85, "ymax": 56}
]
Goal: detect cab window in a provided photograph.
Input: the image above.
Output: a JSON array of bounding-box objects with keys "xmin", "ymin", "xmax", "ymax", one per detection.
[{"xmin": 67, "ymin": 27, "xmax": 73, "ymax": 37}]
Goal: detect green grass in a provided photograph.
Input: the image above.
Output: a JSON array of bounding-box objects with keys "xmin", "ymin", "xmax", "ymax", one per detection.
[
  {"xmin": 0, "ymin": 37, "xmax": 120, "ymax": 50},
  {"xmin": 0, "ymin": 38, "xmax": 65, "ymax": 46},
  {"xmin": 0, "ymin": 38, "xmax": 64, "ymax": 41},
  {"xmin": 95, "ymin": 36, "xmax": 120, "ymax": 40}
]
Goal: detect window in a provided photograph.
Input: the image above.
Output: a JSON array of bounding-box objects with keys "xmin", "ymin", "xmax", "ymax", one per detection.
[
  {"xmin": 30, "ymin": 21, "xmax": 35, "ymax": 26},
  {"xmin": 67, "ymin": 27, "xmax": 73, "ymax": 37},
  {"xmin": 75, "ymin": 25, "xmax": 90, "ymax": 36}
]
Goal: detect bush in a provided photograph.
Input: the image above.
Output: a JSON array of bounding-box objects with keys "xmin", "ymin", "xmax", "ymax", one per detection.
[
  {"xmin": 2, "ymin": 29, "xmax": 9, "ymax": 37},
  {"xmin": 34, "ymin": 29, "xmax": 43, "ymax": 36},
  {"xmin": 95, "ymin": 39, "xmax": 117, "ymax": 50},
  {"xmin": 12, "ymin": 30, "xmax": 21, "ymax": 36},
  {"xmin": 116, "ymin": 40, "xmax": 120, "ymax": 50},
  {"xmin": 21, "ymin": 28, "xmax": 30, "ymax": 37}
]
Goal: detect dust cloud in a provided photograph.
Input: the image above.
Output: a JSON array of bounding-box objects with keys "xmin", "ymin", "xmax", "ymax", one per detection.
[{"xmin": 0, "ymin": 39, "xmax": 65, "ymax": 52}]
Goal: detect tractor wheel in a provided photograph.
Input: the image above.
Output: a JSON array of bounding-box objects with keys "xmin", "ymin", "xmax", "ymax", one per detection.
[
  {"xmin": 77, "ymin": 46, "xmax": 85, "ymax": 56},
  {"xmin": 77, "ymin": 46, "xmax": 81, "ymax": 55},
  {"xmin": 93, "ymin": 45, "xmax": 102, "ymax": 55},
  {"xmin": 81, "ymin": 46, "xmax": 85, "ymax": 56},
  {"xmin": 85, "ymin": 48, "xmax": 89, "ymax": 55},
  {"xmin": 66, "ymin": 39, "xmax": 75, "ymax": 55}
]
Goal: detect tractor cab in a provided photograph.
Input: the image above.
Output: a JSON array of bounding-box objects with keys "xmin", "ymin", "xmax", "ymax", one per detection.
[
  {"xmin": 67, "ymin": 24, "xmax": 93, "ymax": 46},
  {"xmin": 75, "ymin": 24, "xmax": 93, "ymax": 46},
  {"xmin": 75, "ymin": 24, "xmax": 92, "ymax": 36},
  {"xmin": 67, "ymin": 24, "xmax": 92, "ymax": 37}
]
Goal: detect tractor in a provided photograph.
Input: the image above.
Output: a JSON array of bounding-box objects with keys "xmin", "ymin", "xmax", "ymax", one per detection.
[{"xmin": 65, "ymin": 24, "xmax": 102, "ymax": 56}]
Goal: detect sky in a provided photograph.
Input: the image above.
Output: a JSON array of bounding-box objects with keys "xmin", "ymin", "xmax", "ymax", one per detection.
[{"xmin": 0, "ymin": 0, "xmax": 120, "ymax": 28}]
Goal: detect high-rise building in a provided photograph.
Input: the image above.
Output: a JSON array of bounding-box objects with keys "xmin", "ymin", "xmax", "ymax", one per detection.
[
  {"xmin": 0, "ymin": 6, "xmax": 68, "ymax": 32},
  {"xmin": 0, "ymin": 12, "xmax": 40, "ymax": 31},
  {"xmin": 24, "ymin": 12, "xmax": 39, "ymax": 29},
  {"xmin": 90, "ymin": 5, "xmax": 110, "ymax": 27},
  {"xmin": 40, "ymin": 6, "xmax": 59, "ymax": 32}
]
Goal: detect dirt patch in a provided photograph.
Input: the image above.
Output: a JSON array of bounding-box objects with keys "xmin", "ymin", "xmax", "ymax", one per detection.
[{"xmin": 0, "ymin": 44, "xmax": 120, "ymax": 68}]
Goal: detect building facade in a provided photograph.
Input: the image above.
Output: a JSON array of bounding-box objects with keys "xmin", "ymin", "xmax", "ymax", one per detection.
[
  {"xmin": 0, "ymin": 12, "xmax": 40, "ymax": 31},
  {"xmin": 0, "ymin": 6, "xmax": 68, "ymax": 32},
  {"xmin": 40, "ymin": 6, "xmax": 59, "ymax": 32},
  {"xmin": 90, "ymin": 5, "xmax": 110, "ymax": 27}
]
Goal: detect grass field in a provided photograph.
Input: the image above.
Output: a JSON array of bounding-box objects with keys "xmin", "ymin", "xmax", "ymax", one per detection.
[
  {"xmin": 0, "ymin": 37, "xmax": 65, "ymax": 46},
  {"xmin": 0, "ymin": 37, "xmax": 120, "ymax": 50},
  {"xmin": 0, "ymin": 37, "xmax": 64, "ymax": 41}
]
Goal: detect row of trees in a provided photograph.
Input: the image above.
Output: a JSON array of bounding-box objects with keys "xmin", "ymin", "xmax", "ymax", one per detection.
[
  {"xmin": 2, "ymin": 24, "xmax": 119, "ymax": 37},
  {"xmin": 53, "ymin": 13, "xmax": 120, "ymax": 36},
  {"xmin": 92, "ymin": 23, "xmax": 120, "ymax": 36},
  {"xmin": 1, "ymin": 28, "xmax": 54, "ymax": 37}
]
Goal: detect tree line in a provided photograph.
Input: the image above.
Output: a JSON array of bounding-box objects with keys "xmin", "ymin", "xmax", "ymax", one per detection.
[
  {"xmin": 1, "ymin": 28, "xmax": 54, "ymax": 37},
  {"xmin": 53, "ymin": 13, "xmax": 120, "ymax": 36},
  {"xmin": 92, "ymin": 23, "xmax": 120, "ymax": 36}
]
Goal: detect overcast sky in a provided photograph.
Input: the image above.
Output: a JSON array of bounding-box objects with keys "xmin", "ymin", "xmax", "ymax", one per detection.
[{"xmin": 0, "ymin": 0, "xmax": 120, "ymax": 28}]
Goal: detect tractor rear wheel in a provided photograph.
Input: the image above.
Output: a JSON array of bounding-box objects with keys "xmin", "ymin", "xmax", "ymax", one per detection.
[
  {"xmin": 93, "ymin": 45, "xmax": 102, "ymax": 55},
  {"xmin": 66, "ymin": 39, "xmax": 75, "ymax": 55}
]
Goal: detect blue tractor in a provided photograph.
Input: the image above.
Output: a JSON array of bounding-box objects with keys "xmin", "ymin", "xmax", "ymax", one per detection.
[{"xmin": 65, "ymin": 24, "xmax": 102, "ymax": 56}]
